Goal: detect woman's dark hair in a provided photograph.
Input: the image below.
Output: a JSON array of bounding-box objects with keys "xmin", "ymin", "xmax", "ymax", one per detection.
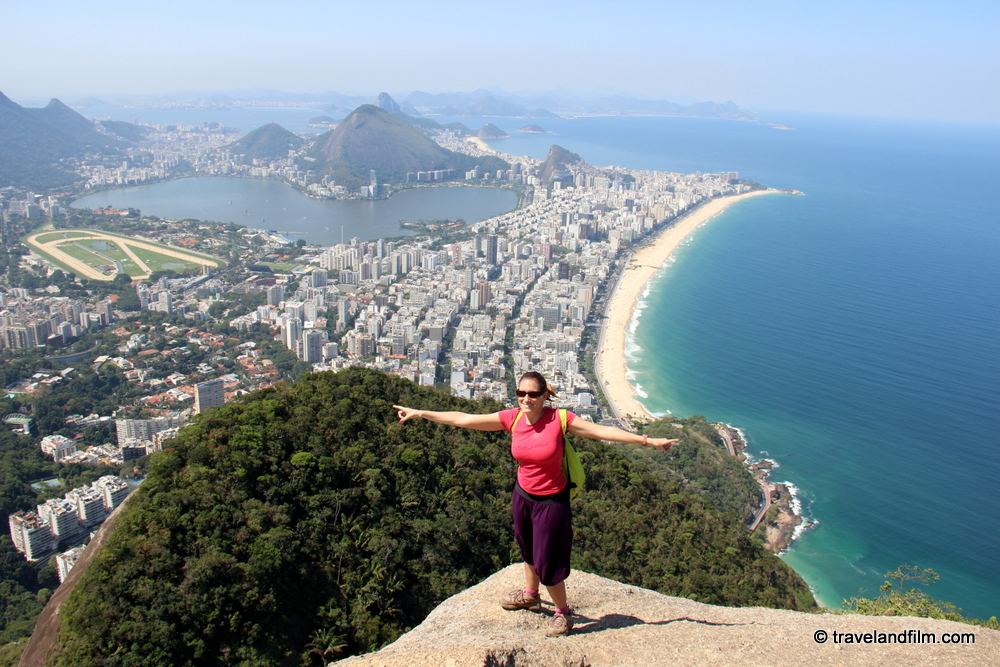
[{"xmin": 519, "ymin": 371, "xmax": 558, "ymax": 399}]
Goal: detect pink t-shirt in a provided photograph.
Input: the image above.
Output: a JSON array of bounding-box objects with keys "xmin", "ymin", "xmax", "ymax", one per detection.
[{"xmin": 499, "ymin": 407, "xmax": 577, "ymax": 495}]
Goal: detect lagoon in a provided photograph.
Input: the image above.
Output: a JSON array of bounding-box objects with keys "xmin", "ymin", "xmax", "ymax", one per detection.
[{"xmin": 72, "ymin": 177, "xmax": 518, "ymax": 245}]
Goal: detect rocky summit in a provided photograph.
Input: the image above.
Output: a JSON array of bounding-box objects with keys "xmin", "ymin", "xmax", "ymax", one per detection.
[{"xmin": 334, "ymin": 565, "xmax": 999, "ymax": 667}]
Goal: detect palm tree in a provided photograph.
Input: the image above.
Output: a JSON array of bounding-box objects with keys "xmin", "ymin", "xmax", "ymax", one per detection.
[{"xmin": 305, "ymin": 627, "xmax": 348, "ymax": 666}]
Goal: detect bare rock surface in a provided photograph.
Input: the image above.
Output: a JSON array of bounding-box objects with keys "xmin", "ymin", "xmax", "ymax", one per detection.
[
  {"xmin": 19, "ymin": 495, "xmax": 134, "ymax": 667},
  {"xmin": 334, "ymin": 565, "xmax": 998, "ymax": 667}
]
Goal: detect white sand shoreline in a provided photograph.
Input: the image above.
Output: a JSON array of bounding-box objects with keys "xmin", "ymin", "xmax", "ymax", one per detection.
[{"xmin": 596, "ymin": 190, "xmax": 784, "ymax": 423}]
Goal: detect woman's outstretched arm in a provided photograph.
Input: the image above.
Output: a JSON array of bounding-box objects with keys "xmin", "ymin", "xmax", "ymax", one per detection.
[
  {"xmin": 393, "ymin": 405, "xmax": 506, "ymax": 431},
  {"xmin": 568, "ymin": 418, "xmax": 679, "ymax": 452}
]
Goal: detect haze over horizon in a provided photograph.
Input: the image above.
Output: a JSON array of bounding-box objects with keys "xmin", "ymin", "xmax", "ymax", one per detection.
[{"xmin": 3, "ymin": 0, "xmax": 997, "ymax": 124}]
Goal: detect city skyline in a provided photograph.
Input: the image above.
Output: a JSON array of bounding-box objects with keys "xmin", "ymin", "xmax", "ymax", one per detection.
[{"xmin": 2, "ymin": 0, "xmax": 996, "ymax": 124}]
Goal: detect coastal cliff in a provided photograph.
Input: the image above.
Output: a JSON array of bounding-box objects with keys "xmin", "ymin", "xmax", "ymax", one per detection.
[
  {"xmin": 719, "ymin": 425, "xmax": 807, "ymax": 552},
  {"xmin": 335, "ymin": 565, "xmax": 998, "ymax": 667}
]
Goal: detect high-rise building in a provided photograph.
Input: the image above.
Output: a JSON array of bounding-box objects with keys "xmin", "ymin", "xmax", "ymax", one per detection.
[
  {"xmin": 194, "ymin": 379, "xmax": 226, "ymax": 414},
  {"xmin": 96, "ymin": 300, "xmax": 114, "ymax": 325},
  {"xmin": 533, "ymin": 305, "xmax": 561, "ymax": 330},
  {"xmin": 284, "ymin": 301, "xmax": 306, "ymax": 321},
  {"xmin": 37, "ymin": 498, "xmax": 81, "ymax": 543},
  {"xmin": 115, "ymin": 416, "xmax": 183, "ymax": 445},
  {"xmin": 40, "ymin": 434, "xmax": 77, "ymax": 461},
  {"xmin": 266, "ymin": 285, "xmax": 285, "ymax": 306},
  {"xmin": 159, "ymin": 291, "xmax": 173, "ymax": 314},
  {"xmin": 66, "ymin": 487, "xmax": 107, "ymax": 528},
  {"xmin": 471, "ymin": 282, "xmax": 492, "ymax": 310},
  {"xmin": 283, "ymin": 317, "xmax": 302, "ymax": 352},
  {"xmin": 486, "ymin": 235, "xmax": 498, "ymax": 265},
  {"xmin": 8, "ymin": 512, "xmax": 53, "ymax": 561},
  {"xmin": 302, "ymin": 330, "xmax": 326, "ymax": 363},
  {"xmin": 303, "ymin": 300, "xmax": 319, "ymax": 322},
  {"xmin": 56, "ymin": 546, "xmax": 86, "ymax": 583},
  {"xmin": 93, "ymin": 475, "xmax": 130, "ymax": 511}
]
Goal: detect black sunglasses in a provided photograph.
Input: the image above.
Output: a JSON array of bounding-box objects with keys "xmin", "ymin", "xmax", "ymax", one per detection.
[{"xmin": 516, "ymin": 390, "xmax": 546, "ymax": 398}]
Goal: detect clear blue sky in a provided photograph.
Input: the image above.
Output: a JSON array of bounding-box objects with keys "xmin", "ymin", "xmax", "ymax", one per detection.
[{"xmin": 3, "ymin": 0, "xmax": 997, "ymax": 122}]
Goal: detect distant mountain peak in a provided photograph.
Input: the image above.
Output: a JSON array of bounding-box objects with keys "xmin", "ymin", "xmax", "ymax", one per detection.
[
  {"xmin": 477, "ymin": 123, "xmax": 509, "ymax": 139},
  {"xmin": 0, "ymin": 91, "xmax": 122, "ymax": 188},
  {"xmin": 539, "ymin": 144, "xmax": 588, "ymax": 184},
  {"xmin": 227, "ymin": 123, "xmax": 304, "ymax": 161},
  {"xmin": 43, "ymin": 98, "xmax": 74, "ymax": 111},
  {"xmin": 375, "ymin": 92, "xmax": 401, "ymax": 113},
  {"xmin": 307, "ymin": 104, "xmax": 509, "ymax": 192}
]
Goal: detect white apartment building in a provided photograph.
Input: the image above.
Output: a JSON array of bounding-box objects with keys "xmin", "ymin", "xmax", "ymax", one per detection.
[
  {"xmin": 8, "ymin": 511, "xmax": 54, "ymax": 561},
  {"xmin": 66, "ymin": 487, "xmax": 107, "ymax": 528},
  {"xmin": 37, "ymin": 498, "xmax": 82, "ymax": 543},
  {"xmin": 94, "ymin": 476, "xmax": 130, "ymax": 511},
  {"xmin": 40, "ymin": 434, "xmax": 77, "ymax": 461},
  {"xmin": 56, "ymin": 545, "xmax": 86, "ymax": 583}
]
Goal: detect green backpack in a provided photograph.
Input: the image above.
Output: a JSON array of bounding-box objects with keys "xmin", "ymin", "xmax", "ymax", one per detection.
[{"xmin": 509, "ymin": 408, "xmax": 585, "ymax": 500}]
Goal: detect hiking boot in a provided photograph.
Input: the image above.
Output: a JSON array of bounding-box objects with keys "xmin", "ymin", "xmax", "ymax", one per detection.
[
  {"xmin": 546, "ymin": 610, "xmax": 574, "ymax": 637},
  {"xmin": 501, "ymin": 588, "xmax": 542, "ymax": 611}
]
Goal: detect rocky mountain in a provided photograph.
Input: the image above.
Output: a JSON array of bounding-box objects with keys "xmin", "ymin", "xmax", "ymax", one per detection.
[
  {"xmin": 538, "ymin": 144, "xmax": 588, "ymax": 185},
  {"xmin": 335, "ymin": 565, "xmax": 1000, "ymax": 667},
  {"xmin": 28, "ymin": 99, "xmax": 102, "ymax": 138},
  {"xmin": 307, "ymin": 105, "xmax": 508, "ymax": 191},
  {"xmin": 375, "ymin": 92, "xmax": 401, "ymax": 113},
  {"xmin": 477, "ymin": 123, "xmax": 509, "ymax": 139},
  {"xmin": 226, "ymin": 122, "xmax": 304, "ymax": 161},
  {"xmin": 308, "ymin": 115, "xmax": 337, "ymax": 126}
]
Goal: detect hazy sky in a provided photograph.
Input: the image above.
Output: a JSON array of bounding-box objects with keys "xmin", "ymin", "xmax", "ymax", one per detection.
[{"xmin": 3, "ymin": 0, "xmax": 997, "ymax": 122}]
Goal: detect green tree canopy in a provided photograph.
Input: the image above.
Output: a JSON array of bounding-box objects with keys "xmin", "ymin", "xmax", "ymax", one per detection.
[{"xmin": 54, "ymin": 368, "xmax": 813, "ymax": 666}]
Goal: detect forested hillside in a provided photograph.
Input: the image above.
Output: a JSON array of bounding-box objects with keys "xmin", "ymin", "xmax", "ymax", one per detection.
[
  {"xmin": 0, "ymin": 93, "xmax": 122, "ymax": 189},
  {"xmin": 52, "ymin": 368, "xmax": 813, "ymax": 666}
]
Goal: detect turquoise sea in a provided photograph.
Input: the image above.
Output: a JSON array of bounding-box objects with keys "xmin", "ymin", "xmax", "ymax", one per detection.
[{"xmin": 77, "ymin": 104, "xmax": 1000, "ymax": 619}]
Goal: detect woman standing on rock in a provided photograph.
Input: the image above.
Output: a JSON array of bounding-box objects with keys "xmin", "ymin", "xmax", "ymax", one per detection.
[{"xmin": 393, "ymin": 370, "xmax": 679, "ymax": 636}]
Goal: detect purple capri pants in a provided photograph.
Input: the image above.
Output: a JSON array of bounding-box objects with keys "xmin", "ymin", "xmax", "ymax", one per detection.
[{"xmin": 511, "ymin": 486, "xmax": 573, "ymax": 586}]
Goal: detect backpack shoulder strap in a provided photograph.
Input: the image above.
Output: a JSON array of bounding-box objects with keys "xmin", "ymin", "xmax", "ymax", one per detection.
[{"xmin": 509, "ymin": 409, "xmax": 524, "ymax": 433}]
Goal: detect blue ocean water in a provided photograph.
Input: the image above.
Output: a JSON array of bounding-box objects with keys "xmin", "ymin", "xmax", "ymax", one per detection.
[{"xmin": 470, "ymin": 113, "xmax": 1000, "ymax": 619}]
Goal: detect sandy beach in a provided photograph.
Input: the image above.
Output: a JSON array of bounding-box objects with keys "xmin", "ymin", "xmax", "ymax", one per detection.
[
  {"xmin": 465, "ymin": 136, "xmax": 494, "ymax": 152},
  {"xmin": 596, "ymin": 190, "xmax": 782, "ymax": 423}
]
